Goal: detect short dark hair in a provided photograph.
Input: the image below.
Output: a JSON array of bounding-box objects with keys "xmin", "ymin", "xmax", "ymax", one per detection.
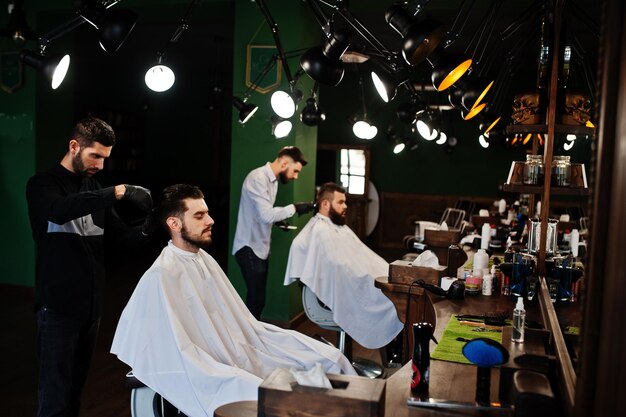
[
  {"xmin": 277, "ymin": 146, "xmax": 308, "ymax": 166},
  {"xmin": 157, "ymin": 184, "xmax": 205, "ymax": 232},
  {"xmin": 72, "ymin": 117, "xmax": 116, "ymax": 148},
  {"xmin": 316, "ymin": 182, "xmax": 346, "ymax": 206}
]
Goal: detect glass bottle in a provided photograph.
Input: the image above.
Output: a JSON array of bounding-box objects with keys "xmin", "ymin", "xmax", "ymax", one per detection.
[
  {"xmin": 552, "ymin": 155, "xmax": 572, "ymax": 187},
  {"xmin": 523, "ymin": 154, "xmax": 544, "ymax": 185}
]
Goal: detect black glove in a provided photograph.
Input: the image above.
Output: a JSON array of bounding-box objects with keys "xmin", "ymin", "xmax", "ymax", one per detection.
[
  {"xmin": 124, "ymin": 185, "xmax": 153, "ymax": 212},
  {"xmin": 141, "ymin": 209, "xmax": 158, "ymax": 236},
  {"xmin": 294, "ymin": 201, "xmax": 315, "ymax": 216}
]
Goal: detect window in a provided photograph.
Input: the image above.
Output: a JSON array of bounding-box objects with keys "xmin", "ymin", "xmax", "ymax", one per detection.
[{"xmin": 339, "ymin": 148, "xmax": 366, "ymax": 195}]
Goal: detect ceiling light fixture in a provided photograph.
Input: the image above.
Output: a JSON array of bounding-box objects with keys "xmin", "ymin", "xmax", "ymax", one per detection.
[
  {"xmin": 436, "ymin": 131, "xmax": 448, "ymax": 145},
  {"xmin": 257, "ymin": 0, "xmax": 303, "ymax": 119},
  {"xmin": 300, "ymin": 83, "xmax": 326, "ymax": 126},
  {"xmin": 300, "ymin": 29, "xmax": 352, "ymax": 86},
  {"xmin": 271, "ymin": 116, "xmax": 293, "ymax": 138},
  {"xmin": 144, "ymin": 0, "xmax": 201, "ymax": 92},
  {"xmin": 352, "ymin": 75, "xmax": 377, "ymax": 139},
  {"xmin": 385, "ymin": 2, "xmax": 445, "ymax": 66},
  {"xmin": 20, "ymin": 0, "xmax": 137, "ymax": 90},
  {"xmin": 20, "ymin": 50, "xmax": 70, "ymax": 89},
  {"xmin": 75, "ymin": 0, "xmax": 138, "ymax": 54}
]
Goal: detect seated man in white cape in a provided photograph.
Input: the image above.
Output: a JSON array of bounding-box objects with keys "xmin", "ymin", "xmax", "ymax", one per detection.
[
  {"xmin": 111, "ymin": 184, "xmax": 355, "ymax": 417},
  {"xmin": 284, "ymin": 182, "xmax": 403, "ymax": 350}
]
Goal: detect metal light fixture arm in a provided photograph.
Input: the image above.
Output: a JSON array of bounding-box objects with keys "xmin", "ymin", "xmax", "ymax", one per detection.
[
  {"xmin": 37, "ymin": 0, "xmax": 122, "ymax": 54},
  {"xmin": 255, "ymin": 0, "xmax": 296, "ymax": 91},
  {"xmin": 153, "ymin": 0, "xmax": 201, "ymax": 65}
]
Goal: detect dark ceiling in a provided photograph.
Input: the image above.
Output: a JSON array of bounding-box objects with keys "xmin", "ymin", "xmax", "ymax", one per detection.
[{"xmin": 303, "ymin": 0, "xmax": 601, "ymax": 120}]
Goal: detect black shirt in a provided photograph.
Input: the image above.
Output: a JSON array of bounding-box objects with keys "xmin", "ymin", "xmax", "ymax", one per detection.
[{"xmin": 26, "ymin": 164, "xmax": 139, "ymax": 319}]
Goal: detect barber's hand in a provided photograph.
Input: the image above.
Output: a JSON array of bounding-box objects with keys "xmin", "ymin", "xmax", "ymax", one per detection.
[
  {"xmin": 294, "ymin": 201, "xmax": 315, "ymax": 216},
  {"xmin": 141, "ymin": 209, "xmax": 158, "ymax": 237},
  {"xmin": 124, "ymin": 185, "xmax": 153, "ymax": 212}
]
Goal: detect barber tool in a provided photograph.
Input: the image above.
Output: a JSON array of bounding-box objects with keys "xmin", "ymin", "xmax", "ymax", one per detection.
[
  {"xmin": 458, "ymin": 321, "xmax": 504, "ymax": 331},
  {"xmin": 414, "ymin": 279, "xmax": 465, "ymax": 300},
  {"xmin": 274, "ymin": 220, "xmax": 297, "ymax": 231},
  {"xmin": 456, "ymin": 310, "xmax": 509, "ymax": 326}
]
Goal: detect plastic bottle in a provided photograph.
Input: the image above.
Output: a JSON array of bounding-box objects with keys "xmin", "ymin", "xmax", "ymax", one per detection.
[
  {"xmin": 481, "ymin": 223, "xmax": 490, "ymax": 249},
  {"xmin": 570, "ymin": 229, "xmax": 580, "ymax": 257},
  {"xmin": 473, "ymin": 249, "xmax": 489, "ymax": 277},
  {"xmin": 410, "ymin": 323, "xmax": 433, "ymax": 398},
  {"xmin": 512, "ymin": 297, "xmax": 525, "ymax": 343},
  {"xmin": 482, "ymin": 272, "xmax": 493, "ymax": 295}
]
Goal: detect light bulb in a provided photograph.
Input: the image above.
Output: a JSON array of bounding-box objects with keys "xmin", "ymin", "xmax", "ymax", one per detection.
[
  {"xmin": 145, "ymin": 64, "xmax": 175, "ymax": 92},
  {"xmin": 51, "ymin": 55, "xmax": 71, "ymax": 90},
  {"xmin": 270, "ymin": 90, "xmax": 296, "ymax": 118}
]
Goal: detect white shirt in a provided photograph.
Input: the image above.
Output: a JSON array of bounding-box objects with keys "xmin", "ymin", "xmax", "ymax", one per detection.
[
  {"xmin": 284, "ymin": 214, "xmax": 404, "ymax": 349},
  {"xmin": 232, "ymin": 162, "xmax": 295, "ymax": 259},
  {"xmin": 111, "ymin": 241, "xmax": 355, "ymax": 417}
]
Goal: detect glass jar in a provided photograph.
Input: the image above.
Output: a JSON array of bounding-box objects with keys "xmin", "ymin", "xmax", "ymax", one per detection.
[
  {"xmin": 523, "ymin": 154, "xmax": 544, "ymax": 185},
  {"xmin": 552, "ymin": 155, "xmax": 571, "ymax": 187}
]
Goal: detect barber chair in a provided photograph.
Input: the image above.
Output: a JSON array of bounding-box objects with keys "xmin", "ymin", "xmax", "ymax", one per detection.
[
  {"xmin": 301, "ymin": 285, "xmax": 384, "ymax": 379},
  {"xmin": 126, "ymin": 372, "xmax": 186, "ymax": 417}
]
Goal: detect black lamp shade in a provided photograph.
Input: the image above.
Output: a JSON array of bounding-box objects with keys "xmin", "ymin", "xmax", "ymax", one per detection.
[
  {"xmin": 300, "ymin": 97, "xmax": 326, "ymax": 126},
  {"xmin": 232, "ymin": 97, "xmax": 258, "ymax": 124},
  {"xmin": 20, "ymin": 49, "xmax": 70, "ymax": 89},
  {"xmin": 300, "ymin": 30, "xmax": 350, "ymax": 86},
  {"xmin": 462, "ymin": 78, "xmax": 494, "ymax": 112},
  {"xmin": 448, "ymin": 90, "xmax": 465, "ymax": 112},
  {"xmin": 385, "ymin": 5, "xmax": 445, "ymax": 66},
  {"xmin": 97, "ymin": 9, "xmax": 138, "ymax": 54},
  {"xmin": 430, "ymin": 52, "xmax": 472, "ymax": 92},
  {"xmin": 79, "ymin": 1, "xmax": 138, "ymax": 54}
]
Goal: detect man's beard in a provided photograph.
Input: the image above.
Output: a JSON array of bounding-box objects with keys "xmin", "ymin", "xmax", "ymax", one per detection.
[
  {"xmin": 71, "ymin": 152, "xmax": 87, "ymax": 175},
  {"xmin": 278, "ymin": 171, "xmax": 289, "ymax": 184},
  {"xmin": 181, "ymin": 225, "xmax": 212, "ymax": 249},
  {"xmin": 329, "ymin": 206, "xmax": 347, "ymax": 226}
]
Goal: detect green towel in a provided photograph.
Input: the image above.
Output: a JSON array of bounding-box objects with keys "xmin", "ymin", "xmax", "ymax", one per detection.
[{"xmin": 431, "ymin": 317, "xmax": 505, "ymax": 364}]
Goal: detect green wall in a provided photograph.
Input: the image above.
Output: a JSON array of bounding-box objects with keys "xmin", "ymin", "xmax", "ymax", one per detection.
[
  {"xmin": 0, "ymin": 90, "xmax": 35, "ymax": 286},
  {"xmin": 228, "ymin": 0, "xmax": 320, "ymax": 322}
]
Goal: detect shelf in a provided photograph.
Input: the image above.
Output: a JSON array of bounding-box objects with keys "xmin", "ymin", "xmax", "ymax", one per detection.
[
  {"xmin": 506, "ymin": 124, "xmax": 595, "ymax": 135},
  {"xmin": 502, "ymin": 183, "xmax": 591, "ymax": 196}
]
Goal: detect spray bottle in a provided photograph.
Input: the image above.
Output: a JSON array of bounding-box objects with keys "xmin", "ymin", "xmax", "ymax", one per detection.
[{"xmin": 512, "ymin": 297, "xmax": 525, "ymax": 343}]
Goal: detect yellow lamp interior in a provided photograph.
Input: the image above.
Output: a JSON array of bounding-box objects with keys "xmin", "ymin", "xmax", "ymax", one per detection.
[
  {"xmin": 463, "ymin": 103, "xmax": 486, "ymax": 120},
  {"xmin": 471, "ymin": 80, "xmax": 494, "ymax": 110},
  {"xmin": 437, "ymin": 58, "xmax": 472, "ymax": 91}
]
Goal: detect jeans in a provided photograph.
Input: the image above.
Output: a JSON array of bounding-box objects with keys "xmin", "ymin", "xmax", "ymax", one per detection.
[
  {"xmin": 235, "ymin": 246, "xmax": 268, "ymax": 320},
  {"xmin": 36, "ymin": 306, "xmax": 100, "ymax": 417}
]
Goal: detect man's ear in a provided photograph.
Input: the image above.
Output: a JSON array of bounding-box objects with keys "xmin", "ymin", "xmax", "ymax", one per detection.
[
  {"xmin": 166, "ymin": 216, "xmax": 181, "ymax": 232},
  {"xmin": 69, "ymin": 139, "xmax": 80, "ymax": 156}
]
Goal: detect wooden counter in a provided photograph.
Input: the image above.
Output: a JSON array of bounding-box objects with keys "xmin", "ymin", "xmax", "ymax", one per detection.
[{"xmin": 214, "ymin": 292, "xmax": 552, "ymax": 417}]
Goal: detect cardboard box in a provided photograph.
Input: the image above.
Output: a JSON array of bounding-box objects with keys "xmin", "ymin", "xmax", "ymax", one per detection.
[
  {"xmin": 258, "ymin": 368, "xmax": 386, "ymax": 417},
  {"xmin": 388, "ymin": 260, "xmax": 447, "ymax": 286}
]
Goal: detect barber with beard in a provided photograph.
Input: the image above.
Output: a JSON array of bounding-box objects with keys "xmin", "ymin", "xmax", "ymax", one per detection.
[
  {"xmin": 26, "ymin": 117, "xmax": 153, "ymax": 417},
  {"xmin": 232, "ymin": 146, "xmax": 314, "ymax": 320}
]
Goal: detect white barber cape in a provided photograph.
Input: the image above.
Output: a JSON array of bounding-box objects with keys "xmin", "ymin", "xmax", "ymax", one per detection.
[
  {"xmin": 111, "ymin": 241, "xmax": 355, "ymax": 417},
  {"xmin": 284, "ymin": 214, "xmax": 403, "ymax": 349}
]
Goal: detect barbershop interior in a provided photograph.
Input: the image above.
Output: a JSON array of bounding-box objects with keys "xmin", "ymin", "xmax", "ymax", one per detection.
[{"xmin": 1, "ymin": 0, "xmax": 625, "ymax": 416}]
